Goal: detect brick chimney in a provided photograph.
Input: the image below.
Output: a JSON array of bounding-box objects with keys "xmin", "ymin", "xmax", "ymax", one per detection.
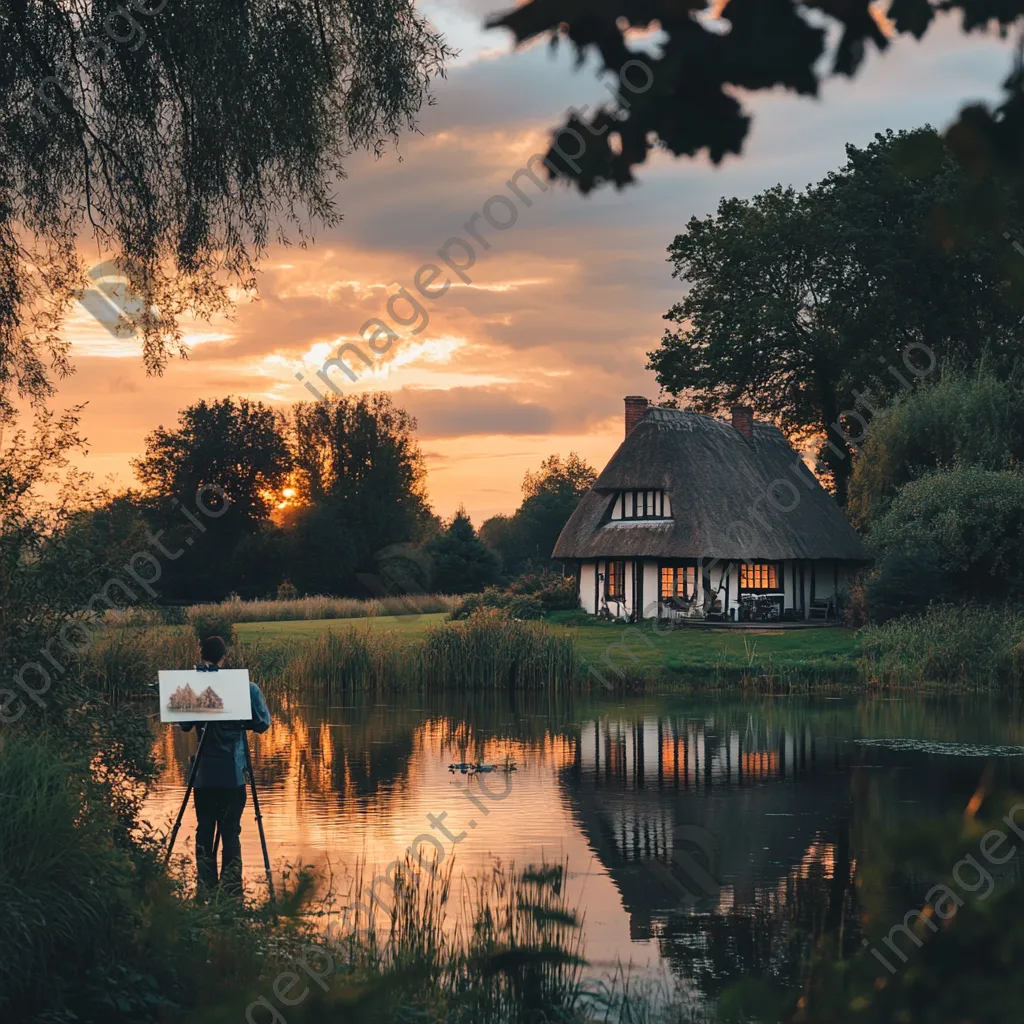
[
  {"xmin": 731, "ymin": 405, "xmax": 754, "ymax": 442},
  {"xmin": 624, "ymin": 396, "xmax": 649, "ymax": 437}
]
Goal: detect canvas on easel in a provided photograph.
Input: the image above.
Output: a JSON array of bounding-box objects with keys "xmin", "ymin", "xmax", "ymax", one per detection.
[{"xmin": 158, "ymin": 669, "xmax": 251, "ymax": 722}]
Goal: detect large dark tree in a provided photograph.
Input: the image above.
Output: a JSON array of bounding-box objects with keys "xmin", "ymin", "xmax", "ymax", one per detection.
[
  {"xmin": 480, "ymin": 453, "xmax": 596, "ymax": 575},
  {"xmin": 132, "ymin": 397, "xmax": 291, "ymax": 597},
  {"xmin": 134, "ymin": 397, "xmax": 292, "ymax": 531},
  {"xmin": 288, "ymin": 393, "xmax": 431, "ymax": 594},
  {"xmin": 1, "ymin": 1, "xmax": 450, "ymax": 422},
  {"xmin": 647, "ymin": 128, "xmax": 1024, "ymax": 504},
  {"xmin": 488, "ymin": 0, "xmax": 1024, "ymax": 205}
]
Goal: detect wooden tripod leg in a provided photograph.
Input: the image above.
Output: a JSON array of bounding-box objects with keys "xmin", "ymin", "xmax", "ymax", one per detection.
[
  {"xmin": 244, "ymin": 733, "xmax": 275, "ymax": 906},
  {"xmin": 164, "ymin": 726, "xmax": 207, "ymax": 866}
]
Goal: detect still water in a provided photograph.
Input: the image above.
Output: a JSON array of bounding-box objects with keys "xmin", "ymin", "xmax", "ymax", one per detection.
[{"xmin": 145, "ymin": 690, "xmax": 1024, "ymax": 987}]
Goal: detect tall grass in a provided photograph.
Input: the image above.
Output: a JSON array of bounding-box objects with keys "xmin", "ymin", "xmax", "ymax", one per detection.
[
  {"xmin": 105, "ymin": 593, "xmax": 458, "ymax": 629},
  {"xmin": 273, "ymin": 856, "xmax": 697, "ymax": 1024},
  {"xmin": 860, "ymin": 603, "xmax": 1024, "ymax": 689},
  {"xmin": 419, "ymin": 609, "xmax": 577, "ymax": 691},
  {"xmin": 79, "ymin": 626, "xmax": 198, "ymax": 705},
  {"xmin": 274, "ymin": 627, "xmax": 416, "ymax": 699}
]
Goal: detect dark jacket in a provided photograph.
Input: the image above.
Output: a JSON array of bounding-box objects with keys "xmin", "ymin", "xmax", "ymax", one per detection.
[{"xmin": 180, "ymin": 666, "xmax": 271, "ymax": 788}]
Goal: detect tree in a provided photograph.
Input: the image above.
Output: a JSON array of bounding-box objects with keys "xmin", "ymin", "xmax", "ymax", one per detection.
[
  {"xmin": 132, "ymin": 397, "xmax": 291, "ymax": 598},
  {"xmin": 426, "ymin": 508, "xmax": 502, "ymax": 594},
  {"xmin": 487, "ymin": 0, "xmax": 1024, "ymax": 205},
  {"xmin": 480, "ymin": 453, "xmax": 596, "ymax": 575},
  {"xmin": 1, "ymin": 1, "xmax": 451, "ymax": 422},
  {"xmin": 647, "ymin": 129, "xmax": 1024, "ymax": 504},
  {"xmin": 134, "ymin": 397, "xmax": 292, "ymax": 533},
  {"xmin": 848, "ymin": 366, "xmax": 1024, "ymax": 528},
  {"xmin": 288, "ymin": 393, "xmax": 432, "ymax": 593}
]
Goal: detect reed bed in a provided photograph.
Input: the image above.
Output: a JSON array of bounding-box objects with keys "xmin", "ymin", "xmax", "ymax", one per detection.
[
  {"xmin": 418, "ymin": 609, "xmax": 577, "ymax": 691},
  {"xmin": 102, "ymin": 593, "xmax": 459, "ymax": 628},
  {"xmin": 268, "ymin": 628, "xmax": 416, "ymax": 699},
  {"xmin": 860, "ymin": 603, "xmax": 1024, "ymax": 689},
  {"xmin": 78, "ymin": 626, "xmax": 197, "ymax": 705}
]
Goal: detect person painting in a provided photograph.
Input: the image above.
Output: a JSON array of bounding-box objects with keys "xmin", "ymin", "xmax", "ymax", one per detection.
[{"xmin": 180, "ymin": 635, "xmax": 271, "ymax": 895}]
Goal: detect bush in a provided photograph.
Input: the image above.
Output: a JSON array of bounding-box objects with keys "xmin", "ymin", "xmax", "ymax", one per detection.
[
  {"xmin": 507, "ymin": 595, "xmax": 544, "ymax": 620},
  {"xmin": 189, "ymin": 609, "xmax": 236, "ymax": 646},
  {"xmin": 508, "ymin": 571, "xmax": 579, "ymax": 611},
  {"xmin": 847, "ymin": 366, "xmax": 1024, "ymax": 529},
  {"xmin": 866, "ymin": 469, "xmax": 1024, "ymax": 620},
  {"xmin": 450, "ymin": 574, "xmax": 579, "ymax": 620},
  {"xmin": 861, "ymin": 603, "xmax": 1024, "ymax": 688}
]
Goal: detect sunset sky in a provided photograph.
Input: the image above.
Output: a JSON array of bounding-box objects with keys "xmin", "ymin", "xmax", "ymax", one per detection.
[{"xmin": 59, "ymin": 2, "xmax": 1012, "ymax": 525}]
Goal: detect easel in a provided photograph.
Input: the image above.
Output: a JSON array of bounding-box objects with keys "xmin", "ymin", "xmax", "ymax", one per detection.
[{"xmin": 164, "ymin": 701, "xmax": 275, "ymax": 906}]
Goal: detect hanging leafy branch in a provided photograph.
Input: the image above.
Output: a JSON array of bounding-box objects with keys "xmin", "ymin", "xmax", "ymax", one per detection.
[
  {"xmin": 0, "ymin": 0, "xmax": 452, "ymax": 418},
  {"xmin": 487, "ymin": 0, "xmax": 1024, "ymax": 197}
]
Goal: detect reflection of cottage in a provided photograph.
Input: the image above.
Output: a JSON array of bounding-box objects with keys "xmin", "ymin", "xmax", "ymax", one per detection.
[
  {"xmin": 553, "ymin": 398, "xmax": 869, "ymax": 621},
  {"xmin": 562, "ymin": 713, "xmax": 853, "ymax": 939},
  {"xmin": 166, "ymin": 683, "xmax": 224, "ymax": 712}
]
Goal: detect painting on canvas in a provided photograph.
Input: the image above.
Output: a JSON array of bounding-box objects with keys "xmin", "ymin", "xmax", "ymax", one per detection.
[{"xmin": 158, "ymin": 669, "xmax": 251, "ymax": 723}]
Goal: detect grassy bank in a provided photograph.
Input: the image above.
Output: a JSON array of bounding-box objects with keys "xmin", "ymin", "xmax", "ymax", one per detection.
[{"xmin": 85, "ymin": 602, "xmax": 1024, "ymax": 698}]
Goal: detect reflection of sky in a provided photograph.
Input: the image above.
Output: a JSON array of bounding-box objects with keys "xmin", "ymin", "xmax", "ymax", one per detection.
[
  {"xmin": 57, "ymin": 7, "xmax": 1016, "ymax": 523},
  {"xmin": 146, "ymin": 712, "xmax": 659, "ymax": 974}
]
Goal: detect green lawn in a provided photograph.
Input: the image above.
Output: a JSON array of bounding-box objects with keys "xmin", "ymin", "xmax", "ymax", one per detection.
[
  {"xmin": 551, "ymin": 616, "xmax": 860, "ymax": 675},
  {"xmin": 234, "ymin": 612, "xmax": 449, "ymax": 643},
  {"xmin": 235, "ymin": 610, "xmax": 859, "ymax": 677}
]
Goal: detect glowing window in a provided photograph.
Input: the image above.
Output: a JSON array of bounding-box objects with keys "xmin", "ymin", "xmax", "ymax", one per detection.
[{"xmin": 740, "ymin": 563, "xmax": 779, "ymax": 590}]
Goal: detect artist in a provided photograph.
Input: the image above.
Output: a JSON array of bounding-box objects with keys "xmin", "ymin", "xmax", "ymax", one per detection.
[{"xmin": 180, "ymin": 635, "xmax": 271, "ymax": 895}]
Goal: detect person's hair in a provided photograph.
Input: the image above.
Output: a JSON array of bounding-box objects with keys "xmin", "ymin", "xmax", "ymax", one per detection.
[{"xmin": 200, "ymin": 635, "xmax": 227, "ymax": 663}]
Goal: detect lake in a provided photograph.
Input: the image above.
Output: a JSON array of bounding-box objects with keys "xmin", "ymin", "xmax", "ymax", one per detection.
[{"xmin": 145, "ymin": 689, "xmax": 1024, "ymax": 1003}]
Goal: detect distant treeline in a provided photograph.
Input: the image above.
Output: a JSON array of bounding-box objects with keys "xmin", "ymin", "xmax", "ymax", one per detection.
[{"xmin": 72, "ymin": 393, "xmax": 596, "ymax": 602}]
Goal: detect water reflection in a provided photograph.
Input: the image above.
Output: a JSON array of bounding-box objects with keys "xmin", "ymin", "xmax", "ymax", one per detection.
[{"xmin": 145, "ymin": 691, "xmax": 1024, "ymax": 997}]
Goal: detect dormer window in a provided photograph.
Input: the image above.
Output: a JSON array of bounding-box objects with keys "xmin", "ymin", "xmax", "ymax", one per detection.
[{"xmin": 609, "ymin": 489, "xmax": 671, "ymax": 520}]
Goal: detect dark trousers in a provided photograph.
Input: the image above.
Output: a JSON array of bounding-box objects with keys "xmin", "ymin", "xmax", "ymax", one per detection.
[{"xmin": 194, "ymin": 785, "xmax": 246, "ymax": 893}]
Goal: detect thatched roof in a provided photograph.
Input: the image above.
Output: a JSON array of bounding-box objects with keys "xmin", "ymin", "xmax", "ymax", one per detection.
[{"xmin": 553, "ymin": 407, "xmax": 869, "ymax": 562}]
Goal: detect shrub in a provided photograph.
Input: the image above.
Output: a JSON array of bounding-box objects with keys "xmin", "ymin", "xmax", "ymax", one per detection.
[
  {"xmin": 866, "ymin": 469, "xmax": 1024, "ymax": 620},
  {"xmin": 508, "ymin": 571, "xmax": 579, "ymax": 611},
  {"xmin": 507, "ymin": 595, "xmax": 544, "ymax": 620},
  {"xmin": 450, "ymin": 574, "xmax": 579, "ymax": 620},
  {"xmin": 277, "ymin": 579, "xmax": 298, "ymax": 601},
  {"xmin": 561, "ymin": 610, "xmax": 590, "ymax": 627},
  {"xmin": 189, "ymin": 609, "xmax": 236, "ymax": 646},
  {"xmin": 450, "ymin": 593, "xmax": 485, "ymax": 620},
  {"xmin": 847, "ymin": 366, "xmax": 1024, "ymax": 529}
]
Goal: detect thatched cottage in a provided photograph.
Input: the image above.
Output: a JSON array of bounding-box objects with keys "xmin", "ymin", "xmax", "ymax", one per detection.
[{"xmin": 553, "ymin": 397, "xmax": 869, "ymax": 623}]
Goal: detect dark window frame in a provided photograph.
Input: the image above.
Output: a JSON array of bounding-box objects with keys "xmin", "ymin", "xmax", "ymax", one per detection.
[
  {"xmin": 618, "ymin": 489, "xmax": 670, "ymax": 521},
  {"xmin": 606, "ymin": 559, "xmax": 625, "ymax": 600},
  {"xmin": 739, "ymin": 562, "xmax": 782, "ymax": 593},
  {"xmin": 658, "ymin": 560, "xmax": 697, "ymax": 600}
]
